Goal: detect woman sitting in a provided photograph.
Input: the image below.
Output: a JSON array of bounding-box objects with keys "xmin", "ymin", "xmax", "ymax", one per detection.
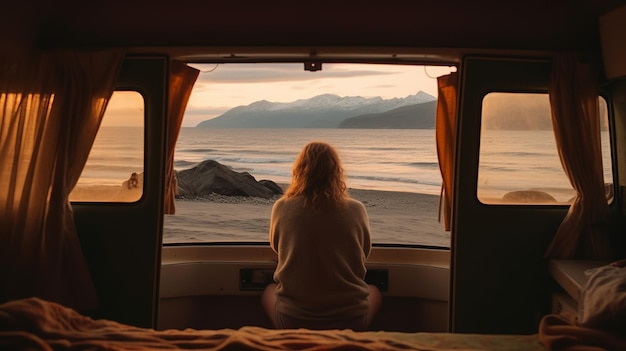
[{"xmin": 262, "ymin": 141, "xmax": 381, "ymax": 331}]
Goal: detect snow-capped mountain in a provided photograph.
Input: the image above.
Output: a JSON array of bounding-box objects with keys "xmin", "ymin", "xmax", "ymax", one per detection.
[{"xmin": 196, "ymin": 91, "xmax": 436, "ymax": 128}]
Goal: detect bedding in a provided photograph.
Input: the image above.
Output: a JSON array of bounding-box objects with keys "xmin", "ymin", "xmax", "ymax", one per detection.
[
  {"xmin": 537, "ymin": 260, "xmax": 626, "ymax": 351},
  {"xmin": 0, "ymin": 297, "xmax": 549, "ymax": 351},
  {"xmin": 539, "ymin": 313, "xmax": 626, "ymax": 351},
  {"xmin": 578, "ymin": 260, "xmax": 626, "ymax": 332}
]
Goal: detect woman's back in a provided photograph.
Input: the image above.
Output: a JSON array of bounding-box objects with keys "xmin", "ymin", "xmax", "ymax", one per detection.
[
  {"xmin": 270, "ymin": 195, "xmax": 371, "ymax": 319},
  {"xmin": 262, "ymin": 141, "xmax": 381, "ymax": 330}
]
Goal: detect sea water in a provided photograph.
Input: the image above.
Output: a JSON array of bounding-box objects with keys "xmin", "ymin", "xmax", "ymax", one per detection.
[
  {"xmin": 78, "ymin": 126, "xmax": 613, "ymax": 246},
  {"xmin": 80, "ymin": 126, "xmax": 613, "ymax": 199},
  {"xmin": 174, "ymin": 127, "xmax": 443, "ymax": 195}
]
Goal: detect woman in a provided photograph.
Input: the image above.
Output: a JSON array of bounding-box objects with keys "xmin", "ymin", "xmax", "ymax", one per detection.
[{"xmin": 262, "ymin": 141, "xmax": 381, "ymax": 330}]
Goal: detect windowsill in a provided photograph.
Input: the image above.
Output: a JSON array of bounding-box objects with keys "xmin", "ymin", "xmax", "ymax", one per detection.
[
  {"xmin": 548, "ymin": 259, "xmax": 608, "ymax": 303},
  {"xmin": 159, "ymin": 245, "xmax": 450, "ymax": 300}
]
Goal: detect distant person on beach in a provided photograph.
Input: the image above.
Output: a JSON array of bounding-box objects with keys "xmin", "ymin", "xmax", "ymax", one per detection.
[
  {"xmin": 261, "ymin": 141, "xmax": 381, "ymax": 331},
  {"xmin": 128, "ymin": 172, "xmax": 139, "ymax": 189}
]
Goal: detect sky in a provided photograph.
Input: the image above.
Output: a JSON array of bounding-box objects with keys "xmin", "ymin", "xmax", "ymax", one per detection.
[{"xmin": 102, "ymin": 63, "xmax": 456, "ymax": 127}]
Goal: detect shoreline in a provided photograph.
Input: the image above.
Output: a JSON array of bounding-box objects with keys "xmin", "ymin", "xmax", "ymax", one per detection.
[
  {"xmin": 164, "ymin": 187, "xmax": 450, "ymax": 247},
  {"xmin": 69, "ymin": 182, "xmax": 451, "ymax": 247}
]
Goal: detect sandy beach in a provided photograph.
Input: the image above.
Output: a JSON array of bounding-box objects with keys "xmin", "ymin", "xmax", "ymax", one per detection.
[
  {"xmin": 164, "ymin": 187, "xmax": 450, "ymax": 247},
  {"xmin": 70, "ymin": 180, "xmax": 450, "ymax": 247}
]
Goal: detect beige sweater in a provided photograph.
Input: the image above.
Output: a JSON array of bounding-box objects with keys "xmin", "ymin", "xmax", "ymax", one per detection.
[{"xmin": 270, "ymin": 195, "xmax": 372, "ymax": 319}]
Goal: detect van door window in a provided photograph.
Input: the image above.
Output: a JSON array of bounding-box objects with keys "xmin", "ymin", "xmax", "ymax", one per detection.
[
  {"xmin": 477, "ymin": 92, "xmax": 612, "ymax": 204},
  {"xmin": 69, "ymin": 91, "xmax": 144, "ymax": 202}
]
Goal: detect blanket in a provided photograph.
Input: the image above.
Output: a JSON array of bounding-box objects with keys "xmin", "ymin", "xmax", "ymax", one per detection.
[
  {"xmin": 0, "ymin": 297, "xmax": 545, "ymax": 351},
  {"xmin": 578, "ymin": 262, "xmax": 626, "ymax": 331},
  {"xmin": 539, "ymin": 313, "xmax": 626, "ymax": 351}
]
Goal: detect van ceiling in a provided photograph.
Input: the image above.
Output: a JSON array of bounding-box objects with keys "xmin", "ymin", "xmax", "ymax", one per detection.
[{"xmin": 4, "ymin": 1, "xmax": 625, "ymax": 52}]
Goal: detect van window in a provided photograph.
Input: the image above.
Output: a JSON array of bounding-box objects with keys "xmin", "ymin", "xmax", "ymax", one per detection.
[
  {"xmin": 477, "ymin": 92, "xmax": 612, "ymax": 204},
  {"xmin": 69, "ymin": 91, "xmax": 144, "ymax": 202},
  {"xmin": 164, "ymin": 63, "xmax": 455, "ymax": 247}
]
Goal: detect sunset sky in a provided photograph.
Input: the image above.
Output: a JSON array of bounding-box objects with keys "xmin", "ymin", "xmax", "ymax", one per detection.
[{"xmin": 103, "ymin": 63, "xmax": 456, "ymax": 127}]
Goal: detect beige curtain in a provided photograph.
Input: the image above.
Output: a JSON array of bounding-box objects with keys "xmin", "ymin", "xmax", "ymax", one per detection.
[
  {"xmin": 163, "ymin": 61, "xmax": 199, "ymax": 215},
  {"xmin": 435, "ymin": 72, "xmax": 459, "ymax": 231},
  {"xmin": 0, "ymin": 49, "xmax": 124, "ymax": 311},
  {"xmin": 544, "ymin": 53, "xmax": 613, "ymax": 260}
]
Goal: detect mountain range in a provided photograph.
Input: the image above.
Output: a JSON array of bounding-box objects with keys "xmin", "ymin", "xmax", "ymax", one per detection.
[
  {"xmin": 196, "ymin": 91, "xmax": 437, "ymax": 129},
  {"xmin": 195, "ymin": 91, "xmax": 607, "ymax": 130}
]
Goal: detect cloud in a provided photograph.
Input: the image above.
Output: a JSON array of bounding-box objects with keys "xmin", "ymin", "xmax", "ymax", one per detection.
[
  {"xmin": 190, "ymin": 63, "xmax": 394, "ymax": 89},
  {"xmin": 181, "ymin": 63, "xmax": 454, "ymax": 127},
  {"xmin": 183, "ymin": 107, "xmax": 229, "ymax": 116}
]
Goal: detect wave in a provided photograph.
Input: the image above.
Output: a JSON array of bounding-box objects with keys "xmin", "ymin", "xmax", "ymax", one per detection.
[
  {"xmin": 182, "ymin": 148, "xmax": 218, "ymax": 153},
  {"xmin": 349, "ymin": 174, "xmax": 441, "ymax": 187},
  {"xmin": 484, "ymin": 151, "xmax": 545, "ymax": 158},
  {"xmin": 407, "ymin": 161, "xmax": 439, "ymax": 169},
  {"xmin": 366, "ymin": 147, "xmax": 405, "ymax": 151},
  {"xmin": 481, "ymin": 164, "xmax": 566, "ymax": 173},
  {"xmin": 482, "ymin": 166, "xmax": 516, "ymax": 173},
  {"xmin": 213, "ymin": 156, "xmax": 293, "ymax": 164},
  {"xmin": 234, "ymin": 167, "xmax": 292, "ymax": 179}
]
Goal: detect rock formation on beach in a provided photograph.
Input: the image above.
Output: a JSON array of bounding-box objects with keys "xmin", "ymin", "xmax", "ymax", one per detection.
[
  {"xmin": 502, "ymin": 190, "xmax": 557, "ymax": 203},
  {"xmin": 176, "ymin": 160, "xmax": 283, "ymax": 199}
]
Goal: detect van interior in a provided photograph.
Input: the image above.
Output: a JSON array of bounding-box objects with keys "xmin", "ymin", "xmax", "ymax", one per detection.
[{"xmin": 2, "ymin": 1, "xmax": 626, "ymax": 350}]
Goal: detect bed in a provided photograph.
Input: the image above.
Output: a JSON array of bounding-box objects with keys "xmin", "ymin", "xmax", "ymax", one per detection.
[{"xmin": 0, "ymin": 297, "xmax": 623, "ymax": 351}]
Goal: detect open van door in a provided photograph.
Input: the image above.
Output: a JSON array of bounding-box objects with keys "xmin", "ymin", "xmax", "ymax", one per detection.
[
  {"xmin": 451, "ymin": 57, "xmax": 580, "ymax": 334},
  {"xmin": 72, "ymin": 56, "xmax": 168, "ymax": 328}
]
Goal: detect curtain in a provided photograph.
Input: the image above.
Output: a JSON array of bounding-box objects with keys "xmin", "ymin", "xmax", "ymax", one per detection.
[
  {"xmin": 435, "ymin": 72, "xmax": 459, "ymax": 231},
  {"xmin": 0, "ymin": 49, "xmax": 124, "ymax": 311},
  {"xmin": 544, "ymin": 53, "xmax": 613, "ymax": 260},
  {"xmin": 163, "ymin": 61, "xmax": 199, "ymax": 214}
]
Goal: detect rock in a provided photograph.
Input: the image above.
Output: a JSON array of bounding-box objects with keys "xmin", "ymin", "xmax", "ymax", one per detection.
[
  {"xmin": 259, "ymin": 179, "xmax": 284, "ymax": 195},
  {"xmin": 502, "ymin": 190, "xmax": 557, "ymax": 203},
  {"xmin": 176, "ymin": 160, "xmax": 283, "ymax": 199}
]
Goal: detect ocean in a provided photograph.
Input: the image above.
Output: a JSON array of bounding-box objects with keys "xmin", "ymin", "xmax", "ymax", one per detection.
[
  {"xmin": 174, "ymin": 127, "xmax": 443, "ymax": 195},
  {"xmin": 79, "ymin": 127, "xmax": 613, "ymax": 202},
  {"xmin": 77, "ymin": 126, "xmax": 613, "ymax": 246}
]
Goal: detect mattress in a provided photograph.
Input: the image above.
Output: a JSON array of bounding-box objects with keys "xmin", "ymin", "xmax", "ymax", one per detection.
[{"xmin": 0, "ymin": 297, "xmax": 551, "ymax": 351}]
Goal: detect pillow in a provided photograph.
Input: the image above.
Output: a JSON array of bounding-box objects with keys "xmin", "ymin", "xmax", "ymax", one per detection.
[{"xmin": 578, "ymin": 259, "xmax": 626, "ymax": 333}]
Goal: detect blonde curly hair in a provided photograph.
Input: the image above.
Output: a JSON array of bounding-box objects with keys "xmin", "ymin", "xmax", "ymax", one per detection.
[{"xmin": 284, "ymin": 141, "xmax": 348, "ymax": 209}]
